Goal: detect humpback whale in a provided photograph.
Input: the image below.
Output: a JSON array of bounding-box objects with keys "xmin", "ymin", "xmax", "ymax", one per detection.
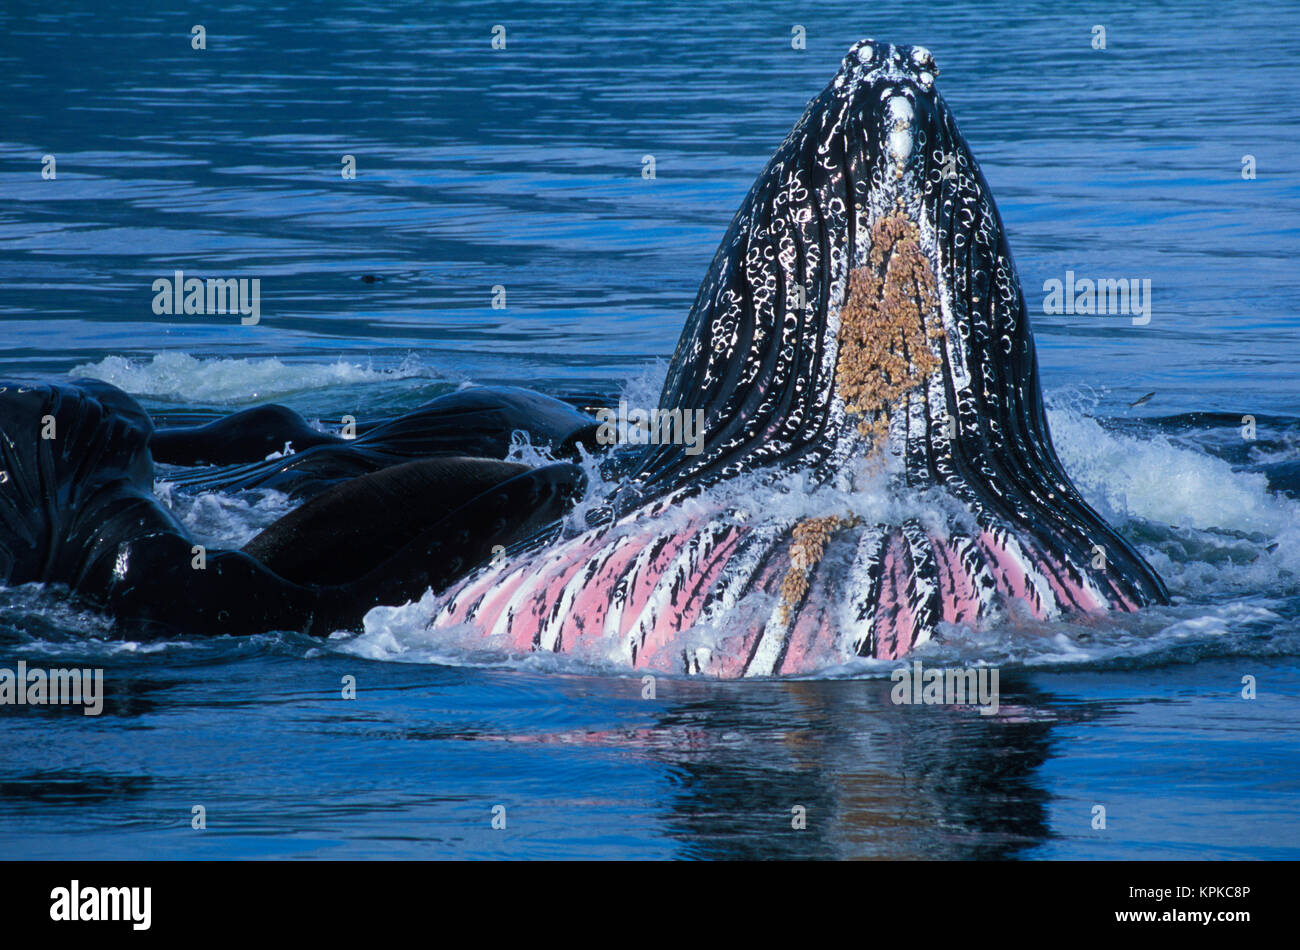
[
  {"xmin": 0, "ymin": 380, "xmax": 588, "ymax": 637},
  {"xmin": 0, "ymin": 40, "xmax": 1165, "ymax": 672},
  {"xmin": 420, "ymin": 39, "xmax": 1168, "ymax": 675}
]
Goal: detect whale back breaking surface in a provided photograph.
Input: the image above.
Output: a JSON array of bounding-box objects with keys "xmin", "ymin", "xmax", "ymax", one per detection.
[{"xmin": 422, "ymin": 40, "xmax": 1169, "ymax": 676}]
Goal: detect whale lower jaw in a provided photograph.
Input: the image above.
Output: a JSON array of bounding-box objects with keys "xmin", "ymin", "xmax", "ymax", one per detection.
[{"xmin": 422, "ymin": 471, "xmax": 1137, "ymax": 678}]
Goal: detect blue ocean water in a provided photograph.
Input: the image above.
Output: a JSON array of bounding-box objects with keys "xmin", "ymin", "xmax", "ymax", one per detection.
[{"xmin": 1, "ymin": 0, "xmax": 1298, "ymax": 859}]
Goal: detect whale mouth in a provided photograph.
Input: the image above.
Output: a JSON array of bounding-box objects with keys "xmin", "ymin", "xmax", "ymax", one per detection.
[
  {"xmin": 428, "ymin": 39, "xmax": 1168, "ymax": 673},
  {"xmin": 611, "ymin": 39, "xmax": 1168, "ymax": 657}
]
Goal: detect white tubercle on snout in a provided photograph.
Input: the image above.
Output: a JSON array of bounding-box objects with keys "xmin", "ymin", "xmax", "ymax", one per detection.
[
  {"xmin": 887, "ymin": 95, "xmax": 914, "ymax": 127},
  {"xmin": 886, "ymin": 95, "xmax": 914, "ymax": 166},
  {"xmin": 889, "ymin": 128, "xmax": 913, "ymax": 163}
]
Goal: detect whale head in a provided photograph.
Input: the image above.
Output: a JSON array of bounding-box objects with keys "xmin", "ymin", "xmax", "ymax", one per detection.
[
  {"xmin": 617, "ymin": 38, "xmax": 1168, "ymax": 634},
  {"xmin": 428, "ymin": 41, "xmax": 1167, "ymax": 672}
]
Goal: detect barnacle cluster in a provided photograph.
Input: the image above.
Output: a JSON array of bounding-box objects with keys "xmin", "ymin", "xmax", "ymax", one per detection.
[
  {"xmin": 776, "ymin": 514, "xmax": 858, "ymax": 626},
  {"xmin": 834, "ymin": 212, "xmax": 944, "ymax": 449}
]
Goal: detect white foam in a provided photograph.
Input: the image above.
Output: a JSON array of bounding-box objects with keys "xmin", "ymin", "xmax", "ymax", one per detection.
[
  {"xmin": 618, "ymin": 358, "xmax": 670, "ymax": 412},
  {"xmin": 155, "ymin": 483, "xmax": 296, "ymax": 549},
  {"xmin": 1047, "ymin": 403, "xmax": 1300, "ymax": 599},
  {"xmin": 73, "ymin": 352, "xmax": 438, "ymax": 404},
  {"xmin": 1048, "ymin": 405, "xmax": 1292, "ymax": 537}
]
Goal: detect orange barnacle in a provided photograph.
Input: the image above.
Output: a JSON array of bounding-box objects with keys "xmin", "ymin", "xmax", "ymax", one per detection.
[{"xmin": 834, "ymin": 212, "xmax": 943, "ymax": 451}]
